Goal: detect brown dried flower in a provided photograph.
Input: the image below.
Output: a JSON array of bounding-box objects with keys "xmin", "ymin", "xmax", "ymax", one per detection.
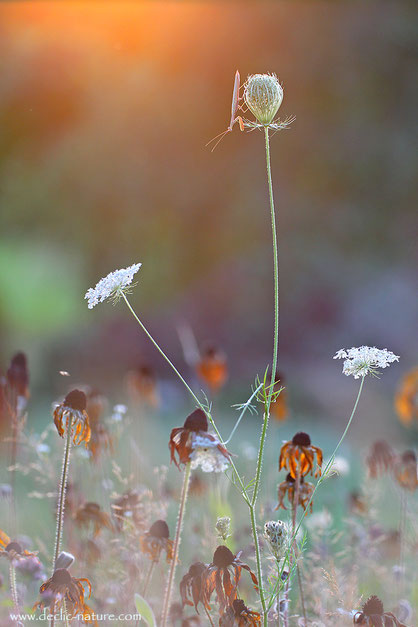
[
  {"xmin": 53, "ymin": 389, "xmax": 91, "ymax": 446},
  {"xmin": 140, "ymin": 520, "xmax": 173, "ymax": 563},
  {"xmin": 279, "ymin": 432, "xmax": 322, "ymax": 479}
]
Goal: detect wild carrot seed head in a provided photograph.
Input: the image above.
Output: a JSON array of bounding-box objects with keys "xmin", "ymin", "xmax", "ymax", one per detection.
[{"xmin": 244, "ymin": 74, "xmax": 283, "ymax": 125}]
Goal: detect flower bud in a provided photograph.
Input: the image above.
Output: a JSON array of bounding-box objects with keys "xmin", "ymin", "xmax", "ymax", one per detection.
[
  {"xmin": 215, "ymin": 516, "xmax": 231, "ymax": 541},
  {"xmin": 244, "ymin": 74, "xmax": 283, "ymax": 125}
]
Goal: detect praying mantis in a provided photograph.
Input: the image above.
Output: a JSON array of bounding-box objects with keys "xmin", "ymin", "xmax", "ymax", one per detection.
[{"xmin": 206, "ymin": 70, "xmax": 246, "ymax": 151}]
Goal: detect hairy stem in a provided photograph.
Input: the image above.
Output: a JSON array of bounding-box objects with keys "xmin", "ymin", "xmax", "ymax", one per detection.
[
  {"xmin": 9, "ymin": 561, "xmax": 19, "ymax": 623},
  {"xmin": 249, "ymin": 125, "xmax": 280, "ymax": 626},
  {"xmin": 50, "ymin": 420, "xmax": 72, "ymax": 627},
  {"xmin": 293, "ymin": 465, "xmax": 307, "ymax": 625},
  {"xmin": 53, "ymin": 418, "xmax": 73, "ymax": 571},
  {"xmin": 265, "ymin": 126, "xmax": 280, "ymax": 400},
  {"xmin": 8, "ymin": 389, "xmax": 18, "ymax": 533},
  {"xmin": 276, "ymin": 560, "xmax": 281, "ymax": 626},
  {"xmin": 161, "ymin": 462, "xmax": 192, "ymax": 627}
]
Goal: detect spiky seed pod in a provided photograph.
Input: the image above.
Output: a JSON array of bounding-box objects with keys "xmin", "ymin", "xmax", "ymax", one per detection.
[{"xmin": 244, "ymin": 74, "xmax": 283, "ymax": 125}]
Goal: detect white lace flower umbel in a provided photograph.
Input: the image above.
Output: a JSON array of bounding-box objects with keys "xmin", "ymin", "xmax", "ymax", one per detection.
[
  {"xmin": 189, "ymin": 434, "xmax": 230, "ymax": 473},
  {"xmin": 84, "ymin": 263, "xmax": 142, "ymax": 308},
  {"xmin": 333, "ymin": 346, "xmax": 399, "ymax": 379}
]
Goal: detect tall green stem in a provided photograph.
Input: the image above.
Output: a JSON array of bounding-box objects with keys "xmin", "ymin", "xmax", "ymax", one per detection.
[
  {"xmin": 248, "ymin": 126, "xmax": 280, "ymax": 625},
  {"xmin": 161, "ymin": 462, "xmax": 192, "ymax": 627},
  {"xmin": 265, "ymin": 126, "xmax": 280, "ymax": 397}
]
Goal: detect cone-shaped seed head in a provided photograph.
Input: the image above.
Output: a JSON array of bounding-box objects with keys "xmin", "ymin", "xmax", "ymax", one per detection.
[
  {"xmin": 183, "ymin": 408, "xmax": 208, "ymax": 432},
  {"xmin": 362, "ymin": 595, "xmax": 384, "ymax": 616},
  {"xmin": 149, "ymin": 520, "xmax": 170, "ymax": 539},
  {"xmin": 64, "ymin": 389, "xmax": 87, "ymax": 411},
  {"xmin": 212, "ymin": 545, "xmax": 234, "ymax": 568}
]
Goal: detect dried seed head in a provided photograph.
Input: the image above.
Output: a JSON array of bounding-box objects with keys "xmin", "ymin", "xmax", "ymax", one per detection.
[
  {"xmin": 148, "ymin": 520, "xmax": 170, "ymax": 539},
  {"xmin": 51, "ymin": 568, "xmax": 72, "ymax": 586},
  {"xmin": 292, "ymin": 432, "xmax": 311, "ymax": 447},
  {"xmin": 84, "ymin": 502, "xmax": 101, "ymax": 514},
  {"xmin": 212, "ymin": 545, "xmax": 234, "ymax": 568},
  {"xmin": 232, "ymin": 599, "xmax": 247, "ymax": 615},
  {"xmin": 188, "ymin": 562, "xmax": 206, "ymax": 578},
  {"xmin": 362, "ymin": 595, "xmax": 384, "ymax": 616},
  {"xmin": 401, "ymin": 450, "xmax": 416, "ymax": 463},
  {"xmin": 264, "ymin": 520, "xmax": 289, "ymax": 560},
  {"xmin": 244, "ymin": 74, "xmax": 283, "ymax": 125},
  {"xmin": 183, "ymin": 408, "xmax": 208, "ymax": 432},
  {"xmin": 64, "ymin": 389, "xmax": 87, "ymax": 412},
  {"xmin": 5, "ymin": 542, "xmax": 23, "ymax": 555},
  {"xmin": 215, "ymin": 516, "xmax": 231, "ymax": 541}
]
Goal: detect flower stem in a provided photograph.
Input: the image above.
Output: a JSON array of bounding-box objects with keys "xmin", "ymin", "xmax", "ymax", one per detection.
[
  {"xmin": 121, "ymin": 293, "xmax": 249, "ymax": 500},
  {"xmin": 122, "ymin": 293, "xmax": 197, "ymax": 404},
  {"xmin": 9, "ymin": 561, "xmax": 19, "ymax": 623},
  {"xmin": 398, "ymin": 490, "xmax": 407, "ymax": 600},
  {"xmin": 50, "ymin": 420, "xmax": 72, "ymax": 627},
  {"xmin": 142, "ymin": 561, "xmax": 156, "ymax": 597},
  {"xmin": 53, "ymin": 418, "xmax": 73, "ymax": 571},
  {"xmin": 268, "ymin": 376, "xmax": 366, "ymax": 611},
  {"xmin": 290, "ymin": 464, "xmax": 307, "ymax": 625},
  {"xmin": 264, "ymin": 126, "xmax": 280, "ymax": 399},
  {"xmin": 248, "ymin": 125, "xmax": 280, "ymax": 627},
  {"xmin": 161, "ymin": 462, "xmax": 192, "ymax": 627},
  {"xmin": 8, "ymin": 389, "xmax": 18, "ymax": 534},
  {"xmin": 296, "ymin": 564, "xmax": 307, "ymax": 626},
  {"xmin": 204, "ymin": 606, "xmax": 215, "ymax": 627}
]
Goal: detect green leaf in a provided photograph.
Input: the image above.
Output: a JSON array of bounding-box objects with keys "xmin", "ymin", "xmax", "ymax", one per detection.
[{"xmin": 134, "ymin": 593, "xmax": 156, "ymax": 627}]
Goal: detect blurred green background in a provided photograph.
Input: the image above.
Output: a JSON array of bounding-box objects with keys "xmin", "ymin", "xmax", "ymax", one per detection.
[{"xmin": 0, "ymin": 1, "xmax": 416, "ymax": 444}]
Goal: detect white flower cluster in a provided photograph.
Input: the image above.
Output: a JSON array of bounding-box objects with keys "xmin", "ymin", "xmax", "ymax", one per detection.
[
  {"xmin": 111, "ymin": 404, "xmax": 127, "ymax": 423},
  {"xmin": 333, "ymin": 346, "xmax": 399, "ymax": 379},
  {"xmin": 189, "ymin": 434, "xmax": 230, "ymax": 473},
  {"xmin": 84, "ymin": 263, "xmax": 142, "ymax": 309}
]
